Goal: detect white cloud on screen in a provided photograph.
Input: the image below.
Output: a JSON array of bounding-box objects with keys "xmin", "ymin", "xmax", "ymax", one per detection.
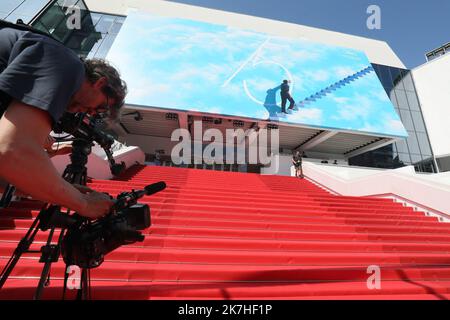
[
  {"xmin": 106, "ymin": 12, "xmax": 408, "ymax": 137},
  {"xmin": 287, "ymin": 108, "xmax": 323, "ymax": 123}
]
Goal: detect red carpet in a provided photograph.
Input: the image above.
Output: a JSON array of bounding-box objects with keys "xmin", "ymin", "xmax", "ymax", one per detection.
[{"xmin": 1, "ymin": 165, "xmax": 450, "ymax": 299}]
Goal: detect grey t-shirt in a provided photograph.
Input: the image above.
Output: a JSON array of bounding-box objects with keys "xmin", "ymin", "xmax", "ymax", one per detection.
[{"xmin": 0, "ymin": 26, "xmax": 85, "ymax": 124}]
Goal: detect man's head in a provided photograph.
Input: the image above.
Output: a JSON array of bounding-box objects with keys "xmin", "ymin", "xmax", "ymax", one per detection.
[
  {"xmin": 68, "ymin": 59, "xmax": 127, "ymax": 120},
  {"xmin": 283, "ymin": 80, "xmax": 288, "ymax": 84}
]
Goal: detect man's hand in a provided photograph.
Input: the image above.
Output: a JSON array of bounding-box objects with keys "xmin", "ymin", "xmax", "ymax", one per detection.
[
  {"xmin": 78, "ymin": 190, "xmax": 114, "ymax": 219},
  {"xmin": 0, "ymin": 101, "xmax": 111, "ymax": 220}
]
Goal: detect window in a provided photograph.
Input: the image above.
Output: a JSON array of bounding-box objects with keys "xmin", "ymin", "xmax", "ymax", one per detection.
[
  {"xmin": 354, "ymin": 64, "xmax": 433, "ymax": 173},
  {"xmin": 416, "ymin": 132, "xmax": 432, "ymax": 156},
  {"xmin": 406, "ymin": 131, "xmax": 421, "ymax": 154},
  {"xmin": 406, "ymin": 91, "xmax": 421, "ymax": 111},
  {"xmin": 389, "ymin": 90, "xmax": 398, "ymax": 106},
  {"xmin": 410, "ymin": 154, "xmax": 423, "ymax": 164},
  {"xmin": 401, "ymin": 72, "xmax": 415, "ymax": 92},
  {"xmin": 410, "ymin": 111, "xmax": 426, "ymax": 132},
  {"xmin": 93, "ymin": 33, "xmax": 116, "ymax": 57},
  {"xmin": 29, "ymin": 1, "xmax": 124, "ymax": 59},
  {"xmin": 3, "ymin": 0, "xmax": 50, "ymax": 24},
  {"xmin": 13, "ymin": 0, "xmax": 49, "ymax": 17},
  {"xmin": 373, "ymin": 64, "xmax": 393, "ymax": 88},
  {"xmin": 394, "ymin": 89, "xmax": 409, "ymax": 109},
  {"xmin": 398, "ymin": 152, "xmax": 412, "ymax": 164},
  {"xmin": 435, "ymin": 49, "xmax": 445, "ymax": 57},
  {"xmin": 110, "ymin": 16, "xmax": 125, "ymax": 34},
  {"xmin": 426, "ymin": 53, "xmax": 436, "ymax": 61},
  {"xmin": 399, "ymin": 109, "xmax": 414, "ymax": 130},
  {"xmin": 83, "ymin": 12, "xmax": 126, "ymax": 58},
  {"xmin": 94, "ymin": 14, "xmax": 115, "ymax": 33},
  {"xmin": 391, "ymin": 68, "xmax": 404, "ymax": 89},
  {"xmin": 38, "ymin": 5, "xmax": 66, "ymax": 34},
  {"xmin": 90, "ymin": 12, "xmax": 102, "ymax": 26},
  {"xmin": 2, "ymin": 0, "xmax": 24, "ymax": 14},
  {"xmin": 396, "ymin": 140, "xmax": 409, "ymax": 154}
]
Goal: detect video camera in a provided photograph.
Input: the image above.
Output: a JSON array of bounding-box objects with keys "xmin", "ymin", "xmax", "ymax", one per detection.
[
  {"xmin": 39, "ymin": 181, "xmax": 166, "ymax": 269},
  {"xmin": 53, "ymin": 112, "xmax": 125, "ymax": 176},
  {"xmin": 48, "ymin": 112, "xmax": 167, "ymax": 268}
]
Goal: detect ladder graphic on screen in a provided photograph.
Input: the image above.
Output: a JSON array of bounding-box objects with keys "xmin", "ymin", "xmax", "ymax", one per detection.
[{"xmin": 295, "ymin": 65, "xmax": 375, "ymax": 109}]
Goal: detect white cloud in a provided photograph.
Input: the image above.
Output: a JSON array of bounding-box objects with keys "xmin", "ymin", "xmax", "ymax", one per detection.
[
  {"xmin": 255, "ymin": 109, "xmax": 270, "ymax": 119},
  {"xmin": 220, "ymin": 82, "xmax": 242, "ymax": 97},
  {"xmin": 372, "ymin": 89, "xmax": 391, "ymax": 102},
  {"xmin": 306, "ymin": 70, "xmax": 331, "ymax": 82},
  {"xmin": 170, "ymin": 64, "xmax": 230, "ymax": 84},
  {"xmin": 287, "ymin": 108, "xmax": 323, "ymax": 123},
  {"xmin": 245, "ymin": 78, "xmax": 279, "ymax": 92},
  {"xmin": 386, "ymin": 119, "xmax": 405, "ymax": 133},
  {"xmin": 332, "ymin": 94, "xmax": 374, "ymax": 121},
  {"xmin": 358, "ymin": 122, "xmax": 380, "ymax": 133},
  {"xmin": 332, "ymin": 96, "xmax": 350, "ymax": 104},
  {"xmin": 334, "ymin": 66, "xmax": 358, "ymax": 78},
  {"xmin": 126, "ymin": 77, "xmax": 171, "ymax": 101},
  {"xmin": 206, "ymin": 107, "xmax": 223, "ymax": 114}
]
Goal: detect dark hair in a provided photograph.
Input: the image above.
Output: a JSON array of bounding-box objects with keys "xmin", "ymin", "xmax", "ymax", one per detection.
[
  {"xmin": 283, "ymin": 80, "xmax": 288, "ymax": 84},
  {"xmin": 83, "ymin": 58, "xmax": 127, "ymax": 120}
]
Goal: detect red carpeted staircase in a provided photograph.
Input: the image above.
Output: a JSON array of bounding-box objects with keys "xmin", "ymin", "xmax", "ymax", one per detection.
[{"xmin": 1, "ymin": 165, "xmax": 450, "ymax": 300}]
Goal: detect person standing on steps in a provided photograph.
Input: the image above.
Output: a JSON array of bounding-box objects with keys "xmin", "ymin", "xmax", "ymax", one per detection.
[
  {"xmin": 292, "ymin": 151, "xmax": 304, "ymax": 179},
  {"xmin": 280, "ymin": 79, "xmax": 295, "ymax": 114}
]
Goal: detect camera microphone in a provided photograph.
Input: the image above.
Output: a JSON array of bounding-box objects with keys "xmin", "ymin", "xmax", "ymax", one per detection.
[
  {"xmin": 113, "ymin": 181, "xmax": 166, "ymax": 211},
  {"xmin": 144, "ymin": 181, "xmax": 166, "ymax": 196}
]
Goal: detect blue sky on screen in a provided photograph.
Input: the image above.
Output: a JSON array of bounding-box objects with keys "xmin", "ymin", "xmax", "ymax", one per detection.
[{"xmin": 107, "ymin": 12, "xmax": 408, "ymax": 138}]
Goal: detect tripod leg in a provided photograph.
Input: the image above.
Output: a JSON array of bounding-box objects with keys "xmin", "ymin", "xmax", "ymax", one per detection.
[
  {"xmin": 62, "ymin": 266, "xmax": 69, "ymax": 300},
  {"xmin": 0, "ymin": 211, "xmax": 42, "ymax": 289},
  {"xmin": 0, "ymin": 184, "xmax": 16, "ymax": 209},
  {"xmin": 76, "ymin": 268, "xmax": 89, "ymax": 300},
  {"xmin": 33, "ymin": 227, "xmax": 66, "ymax": 300}
]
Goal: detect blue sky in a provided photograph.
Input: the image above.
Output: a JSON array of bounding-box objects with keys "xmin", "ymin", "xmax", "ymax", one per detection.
[
  {"xmin": 107, "ymin": 12, "xmax": 407, "ymax": 137},
  {"xmin": 167, "ymin": 0, "xmax": 449, "ymax": 69}
]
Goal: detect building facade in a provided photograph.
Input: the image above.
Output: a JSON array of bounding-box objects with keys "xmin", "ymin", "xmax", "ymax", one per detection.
[
  {"xmin": 412, "ymin": 53, "xmax": 450, "ymax": 172},
  {"xmin": 349, "ymin": 64, "xmax": 436, "ymax": 172},
  {"xmin": 1, "ymin": 0, "xmax": 443, "ymax": 173}
]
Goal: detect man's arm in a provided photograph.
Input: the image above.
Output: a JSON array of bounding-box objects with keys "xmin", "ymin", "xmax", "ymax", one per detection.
[{"xmin": 0, "ymin": 100, "xmax": 110, "ymax": 218}]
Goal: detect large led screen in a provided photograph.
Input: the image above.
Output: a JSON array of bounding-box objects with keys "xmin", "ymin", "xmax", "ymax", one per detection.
[{"xmin": 107, "ymin": 12, "xmax": 408, "ymax": 138}]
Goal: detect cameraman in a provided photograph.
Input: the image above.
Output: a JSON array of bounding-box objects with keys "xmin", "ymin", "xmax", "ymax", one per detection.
[{"xmin": 0, "ymin": 22, "xmax": 127, "ymax": 219}]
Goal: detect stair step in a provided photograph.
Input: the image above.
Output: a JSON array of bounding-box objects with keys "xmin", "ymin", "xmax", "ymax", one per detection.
[{"xmin": 1, "ymin": 164, "xmax": 449, "ymax": 299}]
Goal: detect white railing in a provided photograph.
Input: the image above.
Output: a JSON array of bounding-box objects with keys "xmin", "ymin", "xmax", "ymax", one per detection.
[{"xmin": 301, "ymin": 162, "xmax": 450, "ymax": 220}]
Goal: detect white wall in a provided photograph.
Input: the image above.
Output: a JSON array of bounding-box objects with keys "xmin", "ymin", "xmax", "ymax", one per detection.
[
  {"xmin": 260, "ymin": 154, "xmax": 292, "ymax": 176},
  {"xmin": 51, "ymin": 145, "xmax": 145, "ymax": 180},
  {"xmin": 260, "ymin": 153, "xmax": 348, "ymax": 176},
  {"xmin": 412, "ymin": 54, "xmax": 450, "ymax": 159},
  {"xmin": 85, "ymin": 0, "xmax": 405, "ymax": 68},
  {"xmin": 303, "ymin": 162, "xmax": 450, "ymax": 218},
  {"xmin": 123, "ymin": 134, "xmax": 176, "ymax": 155}
]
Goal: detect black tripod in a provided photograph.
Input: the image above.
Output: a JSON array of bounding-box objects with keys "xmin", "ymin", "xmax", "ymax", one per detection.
[
  {"xmin": 0, "ymin": 184, "xmax": 16, "ymax": 209},
  {"xmin": 0, "ymin": 138, "xmax": 94, "ymax": 300}
]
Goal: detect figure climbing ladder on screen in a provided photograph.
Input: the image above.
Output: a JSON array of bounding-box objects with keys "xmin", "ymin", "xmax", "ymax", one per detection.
[{"xmin": 280, "ymin": 79, "xmax": 297, "ymax": 114}]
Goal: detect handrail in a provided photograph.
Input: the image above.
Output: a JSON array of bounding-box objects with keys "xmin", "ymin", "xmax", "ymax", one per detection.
[{"xmin": 301, "ymin": 162, "xmax": 450, "ymax": 218}]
